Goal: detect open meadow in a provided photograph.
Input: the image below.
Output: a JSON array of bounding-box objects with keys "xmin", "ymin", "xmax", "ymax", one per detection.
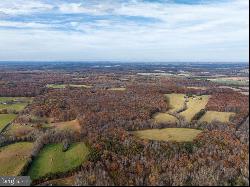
[
  {"xmin": 0, "ymin": 114, "xmax": 17, "ymax": 132},
  {"xmin": 180, "ymin": 95, "xmax": 210, "ymax": 122},
  {"xmin": 51, "ymin": 119, "xmax": 81, "ymax": 133},
  {"xmin": 200, "ymin": 111, "xmax": 235, "ymax": 123},
  {"xmin": 165, "ymin": 94, "xmax": 186, "ymax": 112},
  {"xmin": 0, "ymin": 142, "xmax": 33, "ymax": 176},
  {"xmin": 208, "ymin": 77, "xmax": 249, "ymax": 86},
  {"xmin": 153, "ymin": 113, "xmax": 178, "ymax": 124},
  {"xmin": 46, "ymin": 84, "xmax": 93, "ymax": 89},
  {"xmin": 107, "ymin": 87, "xmax": 126, "ymax": 91},
  {"xmin": 3, "ymin": 123, "xmax": 34, "ymax": 137},
  {"xmin": 0, "ymin": 97, "xmax": 32, "ymax": 112},
  {"xmin": 28, "ymin": 142, "xmax": 89, "ymax": 180}
]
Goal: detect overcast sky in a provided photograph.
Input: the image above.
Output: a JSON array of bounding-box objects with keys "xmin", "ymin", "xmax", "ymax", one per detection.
[{"xmin": 0, "ymin": 0, "xmax": 249, "ymax": 62}]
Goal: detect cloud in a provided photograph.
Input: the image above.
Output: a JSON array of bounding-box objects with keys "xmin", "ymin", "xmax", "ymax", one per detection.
[
  {"xmin": 0, "ymin": 0, "xmax": 248, "ymax": 62},
  {"xmin": 0, "ymin": 0, "xmax": 53, "ymax": 16}
]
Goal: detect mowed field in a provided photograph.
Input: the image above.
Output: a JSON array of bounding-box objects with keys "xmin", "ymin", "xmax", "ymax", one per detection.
[
  {"xmin": 180, "ymin": 95, "xmax": 210, "ymax": 122},
  {"xmin": 0, "ymin": 114, "xmax": 17, "ymax": 131},
  {"xmin": 4, "ymin": 123, "xmax": 34, "ymax": 137},
  {"xmin": 208, "ymin": 77, "xmax": 249, "ymax": 86},
  {"xmin": 0, "ymin": 97, "xmax": 32, "ymax": 112},
  {"xmin": 199, "ymin": 111, "xmax": 235, "ymax": 123},
  {"xmin": 154, "ymin": 113, "xmax": 178, "ymax": 124},
  {"xmin": 28, "ymin": 142, "xmax": 89, "ymax": 180},
  {"xmin": 187, "ymin": 86, "xmax": 207, "ymax": 90},
  {"xmin": 0, "ymin": 142, "xmax": 33, "ymax": 176},
  {"xmin": 133, "ymin": 128, "xmax": 202, "ymax": 142},
  {"xmin": 51, "ymin": 119, "xmax": 81, "ymax": 133},
  {"xmin": 108, "ymin": 87, "xmax": 126, "ymax": 91},
  {"xmin": 46, "ymin": 84, "xmax": 92, "ymax": 89},
  {"xmin": 165, "ymin": 94, "xmax": 186, "ymax": 112}
]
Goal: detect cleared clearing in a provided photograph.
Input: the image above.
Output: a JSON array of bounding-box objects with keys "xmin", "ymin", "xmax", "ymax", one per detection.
[
  {"xmin": 133, "ymin": 128, "xmax": 202, "ymax": 142},
  {"xmin": 165, "ymin": 94, "xmax": 186, "ymax": 112},
  {"xmin": 180, "ymin": 95, "xmax": 210, "ymax": 122},
  {"xmin": 46, "ymin": 84, "xmax": 92, "ymax": 89},
  {"xmin": 51, "ymin": 119, "xmax": 81, "ymax": 133},
  {"xmin": 108, "ymin": 87, "xmax": 126, "ymax": 91},
  {"xmin": 187, "ymin": 86, "xmax": 207, "ymax": 90},
  {"xmin": 153, "ymin": 113, "xmax": 178, "ymax": 124},
  {"xmin": 0, "ymin": 114, "xmax": 17, "ymax": 131},
  {"xmin": 4, "ymin": 124, "xmax": 34, "ymax": 137},
  {"xmin": 199, "ymin": 111, "xmax": 235, "ymax": 123},
  {"xmin": 0, "ymin": 97, "xmax": 32, "ymax": 112},
  {"xmin": 0, "ymin": 142, "xmax": 33, "ymax": 176},
  {"xmin": 208, "ymin": 77, "xmax": 249, "ymax": 86},
  {"xmin": 28, "ymin": 142, "xmax": 89, "ymax": 180}
]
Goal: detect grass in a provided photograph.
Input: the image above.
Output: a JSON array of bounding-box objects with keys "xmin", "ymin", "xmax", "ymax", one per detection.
[
  {"xmin": 51, "ymin": 120, "xmax": 81, "ymax": 133},
  {"xmin": 165, "ymin": 94, "xmax": 186, "ymax": 112},
  {"xmin": 4, "ymin": 124, "xmax": 34, "ymax": 137},
  {"xmin": 199, "ymin": 111, "xmax": 235, "ymax": 123},
  {"xmin": 153, "ymin": 113, "xmax": 178, "ymax": 124},
  {"xmin": 208, "ymin": 78, "xmax": 249, "ymax": 86},
  {"xmin": 108, "ymin": 88, "xmax": 126, "ymax": 91},
  {"xmin": 0, "ymin": 97, "xmax": 32, "ymax": 112},
  {"xmin": 46, "ymin": 84, "xmax": 92, "ymax": 89},
  {"xmin": 187, "ymin": 86, "xmax": 207, "ymax": 90},
  {"xmin": 46, "ymin": 84, "xmax": 66, "ymax": 89},
  {"xmin": 0, "ymin": 142, "xmax": 33, "ymax": 176},
  {"xmin": 0, "ymin": 114, "xmax": 17, "ymax": 131},
  {"xmin": 133, "ymin": 128, "xmax": 202, "ymax": 142},
  {"xmin": 28, "ymin": 142, "xmax": 89, "ymax": 180},
  {"xmin": 180, "ymin": 95, "xmax": 210, "ymax": 122}
]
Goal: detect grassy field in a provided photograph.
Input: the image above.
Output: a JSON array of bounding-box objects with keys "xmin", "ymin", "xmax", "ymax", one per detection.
[
  {"xmin": 4, "ymin": 124, "xmax": 34, "ymax": 137},
  {"xmin": 46, "ymin": 84, "xmax": 92, "ymax": 89},
  {"xmin": 208, "ymin": 77, "xmax": 249, "ymax": 86},
  {"xmin": 0, "ymin": 97, "xmax": 32, "ymax": 112},
  {"xmin": 0, "ymin": 114, "xmax": 17, "ymax": 131},
  {"xmin": 51, "ymin": 120, "xmax": 81, "ymax": 133},
  {"xmin": 153, "ymin": 113, "xmax": 178, "ymax": 124},
  {"xmin": 165, "ymin": 94, "xmax": 186, "ymax": 112},
  {"xmin": 0, "ymin": 142, "xmax": 33, "ymax": 176},
  {"xmin": 180, "ymin": 95, "xmax": 210, "ymax": 122},
  {"xmin": 108, "ymin": 87, "xmax": 126, "ymax": 91},
  {"xmin": 199, "ymin": 111, "xmax": 235, "ymax": 123},
  {"xmin": 133, "ymin": 128, "xmax": 202, "ymax": 142},
  {"xmin": 28, "ymin": 142, "xmax": 89, "ymax": 180},
  {"xmin": 187, "ymin": 86, "xmax": 207, "ymax": 90}
]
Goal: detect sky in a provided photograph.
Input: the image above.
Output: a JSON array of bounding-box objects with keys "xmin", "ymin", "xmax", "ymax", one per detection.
[{"xmin": 0, "ymin": 0, "xmax": 249, "ymax": 62}]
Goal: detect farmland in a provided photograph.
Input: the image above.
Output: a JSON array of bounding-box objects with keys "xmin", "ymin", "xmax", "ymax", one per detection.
[
  {"xmin": 51, "ymin": 120, "xmax": 81, "ymax": 133},
  {"xmin": 208, "ymin": 77, "xmax": 249, "ymax": 86},
  {"xmin": 200, "ymin": 111, "xmax": 235, "ymax": 123},
  {"xmin": 28, "ymin": 142, "xmax": 89, "ymax": 180},
  {"xmin": 3, "ymin": 123, "xmax": 34, "ymax": 137},
  {"xmin": 180, "ymin": 95, "xmax": 210, "ymax": 122},
  {"xmin": 0, "ymin": 114, "xmax": 17, "ymax": 132},
  {"xmin": 46, "ymin": 84, "xmax": 92, "ymax": 89},
  {"xmin": 0, "ymin": 142, "xmax": 33, "ymax": 176},
  {"xmin": 154, "ymin": 94, "xmax": 210, "ymax": 124},
  {"xmin": 108, "ymin": 87, "xmax": 126, "ymax": 91},
  {"xmin": 133, "ymin": 128, "xmax": 202, "ymax": 142},
  {"xmin": 153, "ymin": 113, "xmax": 178, "ymax": 124},
  {"xmin": 0, "ymin": 97, "xmax": 32, "ymax": 112},
  {"xmin": 0, "ymin": 62, "xmax": 248, "ymax": 186},
  {"xmin": 165, "ymin": 94, "xmax": 186, "ymax": 112}
]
